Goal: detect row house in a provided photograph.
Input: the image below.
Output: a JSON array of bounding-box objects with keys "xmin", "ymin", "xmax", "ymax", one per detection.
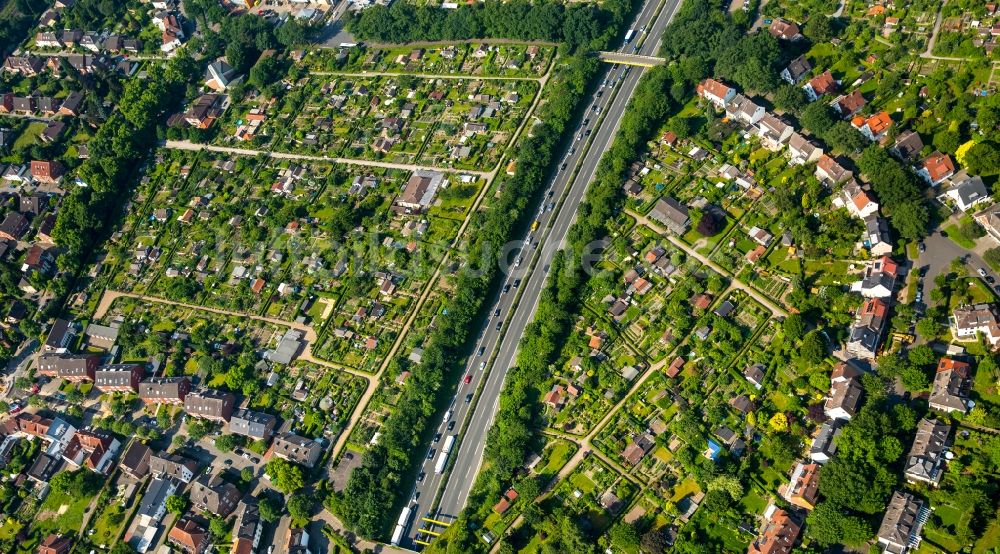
[
  {"xmin": 917, "ymin": 151, "xmax": 955, "ymax": 186},
  {"xmin": 781, "ymin": 462, "xmax": 820, "ymax": 510},
  {"xmin": 696, "ymin": 78, "xmax": 736, "ymax": 108},
  {"xmin": 780, "ymin": 54, "xmax": 811, "ymax": 84},
  {"xmin": 802, "ymin": 70, "xmax": 837, "ymax": 102},
  {"xmin": 94, "ymin": 363, "xmax": 144, "ymax": 393},
  {"xmin": 787, "ymin": 132, "xmax": 823, "ymax": 165},
  {"xmin": 3, "ymin": 56, "xmax": 45, "ymax": 76},
  {"xmin": 831, "ymin": 90, "xmax": 866, "ymax": 118},
  {"xmin": 747, "ymin": 506, "xmax": 800, "ymax": 554},
  {"xmin": 37, "ymin": 353, "xmax": 99, "ymax": 382},
  {"xmin": 814, "ymin": 155, "xmax": 852, "ymax": 185},
  {"xmin": 892, "ymin": 130, "xmax": 925, "ymax": 161},
  {"xmin": 864, "ymin": 214, "xmax": 893, "ymax": 256},
  {"xmin": 62, "ymin": 428, "xmax": 120, "ymax": 474},
  {"xmin": 190, "ymin": 473, "xmax": 241, "ymax": 517},
  {"xmin": 184, "ymin": 388, "xmax": 236, "ymax": 422},
  {"xmin": 228, "ymin": 408, "xmax": 277, "ymax": 441},
  {"xmin": 269, "ymin": 432, "xmax": 323, "ymax": 468},
  {"xmin": 150, "ymin": 451, "xmax": 198, "ymax": 483},
  {"xmin": 757, "ymin": 114, "xmax": 793, "ymax": 151},
  {"xmin": 725, "ymin": 94, "xmax": 765, "ymax": 125},
  {"xmin": 139, "ymin": 376, "xmax": 191, "ymax": 404}
]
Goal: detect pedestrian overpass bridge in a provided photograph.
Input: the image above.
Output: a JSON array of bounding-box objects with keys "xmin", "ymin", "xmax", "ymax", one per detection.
[{"xmin": 597, "ymin": 51, "xmax": 666, "ymax": 67}]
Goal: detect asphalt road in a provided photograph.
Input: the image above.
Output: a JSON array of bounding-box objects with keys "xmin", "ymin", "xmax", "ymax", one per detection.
[{"xmin": 399, "ymin": 0, "xmax": 682, "ymax": 547}]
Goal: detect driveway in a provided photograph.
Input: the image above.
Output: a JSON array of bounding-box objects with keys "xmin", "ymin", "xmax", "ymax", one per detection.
[{"xmin": 914, "ymin": 230, "xmax": 1000, "ymax": 315}]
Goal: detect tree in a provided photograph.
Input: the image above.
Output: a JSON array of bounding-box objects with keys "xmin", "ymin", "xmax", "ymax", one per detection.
[
  {"xmin": 714, "ymin": 32, "xmax": 781, "ymax": 93},
  {"xmin": 248, "ymin": 57, "xmax": 284, "ymax": 91},
  {"xmin": 209, "ymin": 514, "xmax": 230, "ymax": 537},
  {"xmin": 707, "ymin": 474, "xmax": 743, "ymax": 500},
  {"xmin": 768, "ymin": 412, "xmax": 789, "ymax": 433},
  {"xmin": 608, "ymin": 522, "xmax": 640, "ymax": 551},
  {"xmin": 240, "ymin": 467, "xmax": 254, "ymax": 483},
  {"xmin": 965, "ymin": 141, "xmax": 1000, "ymax": 176},
  {"xmin": 890, "ymin": 200, "xmax": 930, "ymax": 241},
  {"xmin": 806, "ymin": 502, "xmax": 873, "ymax": 546},
  {"xmin": 226, "ymin": 41, "xmax": 257, "ymax": 74},
  {"xmin": 773, "ymin": 84, "xmax": 807, "ymax": 113},
  {"xmin": 800, "ymin": 101, "xmax": 836, "ymax": 136},
  {"xmin": 287, "ymin": 493, "xmax": 314, "ymax": 520},
  {"xmin": 799, "ymin": 331, "xmax": 827, "ymax": 364},
  {"xmin": 166, "ymin": 494, "xmax": 189, "ymax": 515},
  {"xmin": 266, "ymin": 458, "xmax": 305, "ymax": 494},
  {"xmin": 110, "ymin": 543, "xmax": 138, "ymax": 554},
  {"xmin": 214, "ymin": 434, "xmax": 243, "ymax": 453},
  {"xmin": 259, "ymin": 495, "xmax": 283, "ymax": 522},
  {"xmin": 916, "ymin": 318, "xmax": 941, "ymax": 339},
  {"xmin": 804, "ymin": 16, "xmax": 836, "ymax": 42},
  {"xmin": 783, "ymin": 314, "xmax": 805, "ymax": 342}
]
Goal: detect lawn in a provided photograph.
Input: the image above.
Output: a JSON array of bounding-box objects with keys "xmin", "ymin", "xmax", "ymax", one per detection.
[
  {"xmin": 30, "ymin": 489, "xmax": 95, "ymax": 536},
  {"xmin": 974, "ymin": 516, "xmax": 1000, "ymax": 553},
  {"xmin": 943, "ymin": 223, "xmax": 977, "ymax": 249},
  {"xmin": 11, "ymin": 122, "xmax": 44, "ymax": 151},
  {"xmin": 0, "ymin": 518, "xmax": 22, "ymax": 540},
  {"xmin": 670, "ymin": 476, "xmax": 701, "ymax": 503}
]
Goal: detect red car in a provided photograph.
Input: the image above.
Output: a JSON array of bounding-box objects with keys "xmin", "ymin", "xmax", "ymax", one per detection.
[{"xmin": 463, "ymin": 374, "xmax": 472, "ymax": 385}]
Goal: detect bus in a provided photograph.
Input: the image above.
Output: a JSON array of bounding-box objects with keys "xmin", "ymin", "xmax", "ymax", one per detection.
[
  {"xmin": 623, "ymin": 29, "xmax": 635, "ymax": 44},
  {"xmin": 434, "ymin": 435, "xmax": 457, "ymax": 474},
  {"xmin": 391, "ymin": 506, "xmax": 413, "ymax": 546}
]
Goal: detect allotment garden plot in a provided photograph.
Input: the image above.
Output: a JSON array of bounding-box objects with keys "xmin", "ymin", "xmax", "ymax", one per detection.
[
  {"xmin": 218, "ymin": 74, "xmax": 538, "ymax": 172},
  {"xmin": 108, "ymin": 149, "xmax": 485, "ymax": 371},
  {"xmin": 298, "ymin": 43, "xmax": 554, "ymax": 78}
]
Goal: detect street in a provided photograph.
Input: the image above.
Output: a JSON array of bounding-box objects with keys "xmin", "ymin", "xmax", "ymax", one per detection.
[{"xmin": 399, "ymin": 0, "xmax": 683, "ymax": 547}]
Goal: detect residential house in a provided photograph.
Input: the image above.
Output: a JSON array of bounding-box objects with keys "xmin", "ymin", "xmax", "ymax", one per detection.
[
  {"xmin": 150, "ymin": 452, "xmax": 198, "ymax": 483},
  {"xmin": 133, "ymin": 477, "xmax": 179, "ymax": 547},
  {"xmin": 950, "ymin": 303, "xmax": 1000, "ymax": 347},
  {"xmin": 782, "ymin": 462, "xmax": 820, "ymax": 510},
  {"xmin": 852, "ymin": 112, "xmax": 893, "ymax": 142},
  {"xmin": 621, "ymin": 433, "xmax": 656, "ymax": 466},
  {"xmin": 780, "ymin": 54, "xmax": 811, "ymax": 84},
  {"xmin": 864, "ymin": 215, "xmax": 893, "ymax": 256},
  {"xmin": 975, "ymin": 203, "xmax": 1000, "ymax": 243},
  {"xmin": 892, "ymin": 130, "xmax": 924, "ymax": 161},
  {"xmin": 30, "ymin": 160, "xmax": 64, "ymax": 183},
  {"xmin": 825, "ymin": 371, "xmax": 864, "ymax": 420},
  {"xmin": 35, "ymin": 32, "xmax": 62, "ymax": 48},
  {"xmin": 904, "ymin": 418, "xmax": 951, "ymax": 487},
  {"xmin": 696, "ymin": 78, "xmax": 736, "ymax": 108},
  {"xmin": 184, "ymin": 389, "xmax": 236, "ymax": 422},
  {"xmin": 726, "ymin": 94, "xmax": 765, "ymax": 125},
  {"xmin": 757, "ymin": 114, "xmax": 794, "ymax": 151},
  {"xmin": 3, "ymin": 56, "xmax": 44, "ymax": 76},
  {"xmin": 263, "ymin": 329, "xmax": 304, "ymax": 365},
  {"xmin": 38, "ymin": 534, "xmax": 73, "ymax": 554},
  {"xmin": 183, "ymin": 94, "xmax": 224, "ymax": 129},
  {"xmin": 168, "ymin": 516, "xmax": 208, "ymax": 553},
  {"xmin": 58, "ymin": 91, "xmax": 83, "ymax": 116},
  {"xmin": 748, "ymin": 506, "xmax": 801, "ymax": 554},
  {"xmin": 119, "ymin": 440, "xmax": 151, "ymax": 480},
  {"xmin": 917, "ymin": 152, "xmax": 955, "ymax": 186},
  {"xmin": 846, "ymin": 297, "xmax": 889, "ymax": 360},
  {"xmin": 190, "ymin": 473, "xmax": 241, "ymax": 517},
  {"xmin": 95, "ymin": 363, "xmax": 144, "ymax": 393},
  {"xmin": 851, "ymin": 256, "xmax": 899, "ymax": 298},
  {"xmin": 139, "ymin": 377, "xmax": 192, "ymax": 404},
  {"xmin": 809, "ymin": 422, "xmax": 841, "ymax": 463},
  {"xmin": 876, "ymin": 491, "xmax": 928, "ymax": 554},
  {"xmin": 396, "ymin": 170, "xmax": 445, "ymax": 211},
  {"xmin": 22, "ymin": 244, "xmax": 55, "ymax": 275},
  {"xmin": 204, "ymin": 58, "xmax": 240, "ymax": 92},
  {"xmin": 929, "ymin": 358, "xmax": 972, "ymax": 414},
  {"xmin": 945, "ymin": 174, "xmax": 990, "ymax": 212},
  {"xmin": 831, "ymin": 90, "xmax": 866, "ymax": 118},
  {"xmin": 37, "ymin": 353, "xmax": 98, "ymax": 382},
  {"xmin": 649, "ymin": 197, "xmax": 690, "ymax": 234},
  {"xmin": 228, "ymin": 408, "xmax": 277, "ymax": 440},
  {"xmin": 62, "ymin": 428, "xmax": 120, "ymax": 473},
  {"xmin": 44, "ymin": 319, "xmax": 77, "ymax": 353},
  {"xmin": 744, "ymin": 363, "xmax": 765, "ymax": 389},
  {"xmin": 815, "ymin": 155, "xmax": 852, "ymax": 184},
  {"xmin": 802, "ymin": 70, "xmax": 837, "ymax": 102},
  {"xmin": 0, "ymin": 212, "xmax": 29, "ymax": 241},
  {"xmin": 84, "ymin": 323, "xmax": 119, "ymax": 349},
  {"xmin": 787, "ymin": 132, "xmax": 823, "ymax": 165},
  {"xmin": 233, "ymin": 499, "xmax": 263, "ymax": 554},
  {"xmin": 269, "ymin": 432, "xmax": 323, "ymax": 468},
  {"xmin": 748, "ymin": 226, "xmax": 773, "ymax": 247},
  {"xmin": 768, "ymin": 18, "xmax": 802, "ymax": 40}
]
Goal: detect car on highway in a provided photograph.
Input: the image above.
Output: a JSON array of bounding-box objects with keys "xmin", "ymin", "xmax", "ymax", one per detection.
[
  {"xmin": 413, "ymin": 491, "xmax": 420, "ymax": 501},
  {"xmin": 547, "ymin": 202, "xmax": 555, "ymax": 211},
  {"xmin": 496, "ymin": 320, "xmax": 502, "ymax": 331},
  {"xmin": 514, "ymin": 256, "xmax": 522, "ymax": 267},
  {"xmin": 447, "ymin": 420, "xmax": 456, "ymax": 431},
  {"xmin": 479, "ymin": 361, "xmax": 486, "ymax": 370},
  {"xmin": 494, "ymin": 308, "xmax": 501, "ymax": 317},
  {"xmin": 569, "ymin": 147, "xmax": 576, "ymax": 155},
  {"xmin": 548, "ymin": 189, "xmax": 554, "ymax": 198},
  {"xmin": 434, "ymin": 433, "xmax": 442, "ymax": 443},
  {"xmin": 585, "ymin": 129, "xmax": 592, "ymax": 137},
  {"xmin": 464, "ymin": 374, "xmax": 473, "ymax": 384},
  {"xmin": 576, "ymin": 133, "xmax": 583, "ymax": 141},
  {"xmin": 560, "ymin": 162, "xmax": 567, "ymax": 172},
  {"xmin": 427, "ymin": 449, "xmax": 436, "ymax": 460},
  {"xmin": 514, "ymin": 279, "xmax": 522, "ymax": 288},
  {"xmin": 596, "ymin": 90, "xmax": 603, "ymax": 98},
  {"xmin": 465, "ymin": 393, "xmax": 473, "ymax": 403},
  {"xmin": 417, "ymin": 471, "xmax": 426, "ymax": 483},
  {"xmin": 477, "ymin": 346, "xmax": 485, "ymax": 356},
  {"xmin": 583, "ymin": 118, "xmax": 590, "ymax": 126},
  {"xmin": 503, "ymin": 284, "xmax": 511, "ymax": 293}
]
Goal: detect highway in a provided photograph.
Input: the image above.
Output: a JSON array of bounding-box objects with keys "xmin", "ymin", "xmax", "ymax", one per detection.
[{"xmin": 399, "ymin": 0, "xmax": 682, "ymax": 548}]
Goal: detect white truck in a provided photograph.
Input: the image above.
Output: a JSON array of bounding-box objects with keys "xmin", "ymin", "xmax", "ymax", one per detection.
[
  {"xmin": 391, "ymin": 506, "xmax": 413, "ymax": 546},
  {"xmin": 434, "ymin": 434, "xmax": 457, "ymax": 474}
]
